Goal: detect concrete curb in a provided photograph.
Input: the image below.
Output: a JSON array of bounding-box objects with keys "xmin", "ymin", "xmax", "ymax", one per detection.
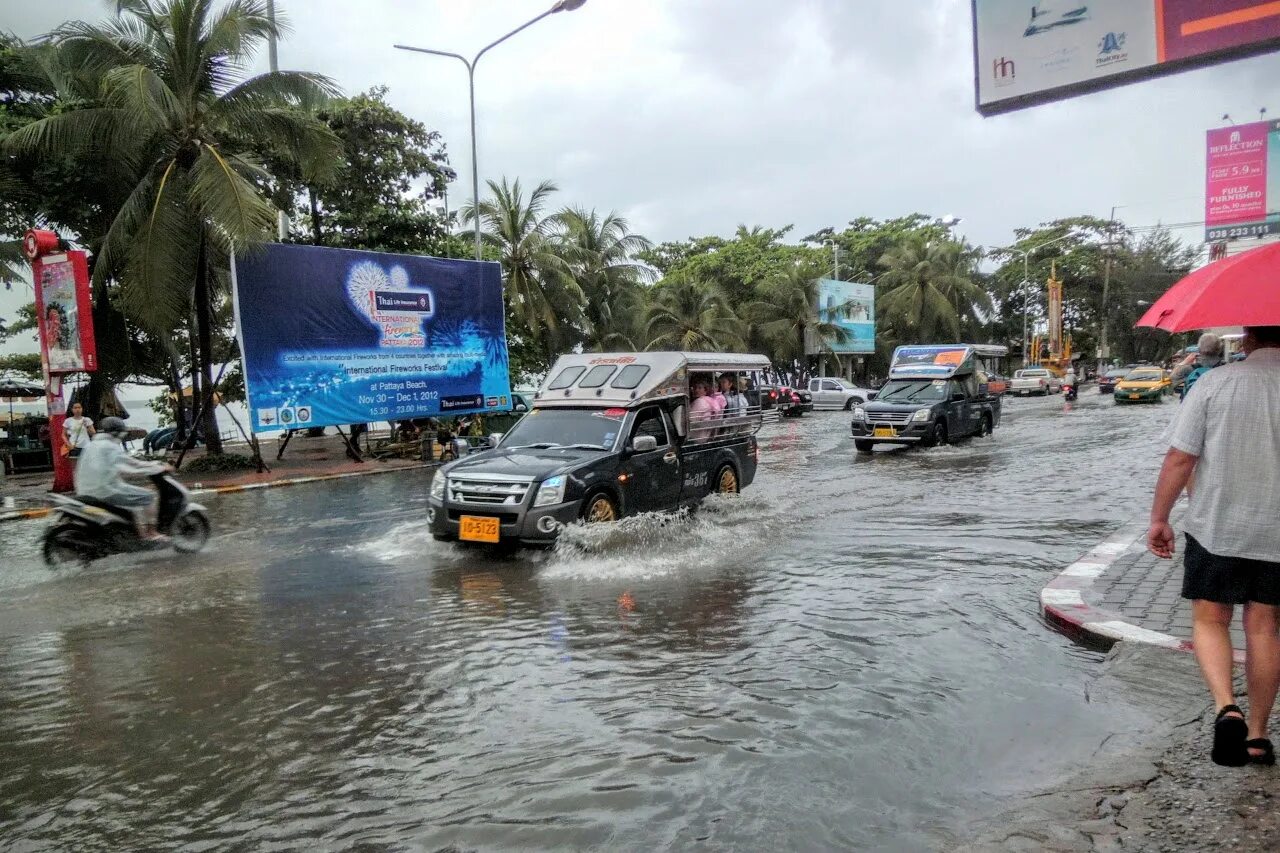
[
  {"xmin": 0, "ymin": 460, "xmax": 436, "ymax": 524},
  {"xmin": 1040, "ymin": 523, "xmax": 1194, "ymax": 653},
  {"xmin": 1040, "ymin": 522, "xmax": 1246, "ymax": 663}
]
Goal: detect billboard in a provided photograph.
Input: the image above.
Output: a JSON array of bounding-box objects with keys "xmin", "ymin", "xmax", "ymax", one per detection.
[
  {"xmin": 812, "ymin": 279, "xmax": 875, "ymax": 355},
  {"xmin": 232, "ymin": 244, "xmax": 511, "ymax": 432},
  {"xmin": 1205, "ymin": 119, "xmax": 1280, "ymax": 241},
  {"xmin": 32, "ymin": 250, "xmax": 97, "ymax": 374},
  {"xmin": 973, "ymin": 1, "xmax": 1280, "ymax": 115}
]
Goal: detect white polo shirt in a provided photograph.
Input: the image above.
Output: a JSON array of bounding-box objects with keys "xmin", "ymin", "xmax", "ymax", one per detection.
[{"xmin": 1168, "ymin": 348, "xmax": 1280, "ymax": 562}]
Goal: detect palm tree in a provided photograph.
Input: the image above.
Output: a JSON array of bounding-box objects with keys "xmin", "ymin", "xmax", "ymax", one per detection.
[
  {"xmin": 464, "ymin": 177, "xmax": 583, "ymax": 357},
  {"xmin": 878, "ymin": 235, "xmax": 990, "ymax": 343},
  {"xmin": 644, "ymin": 276, "xmax": 743, "ymax": 352},
  {"xmin": 747, "ymin": 262, "xmax": 852, "ymax": 366},
  {"xmin": 5, "ymin": 0, "xmax": 340, "ymax": 451},
  {"xmin": 552, "ymin": 206, "xmax": 653, "ymax": 351}
]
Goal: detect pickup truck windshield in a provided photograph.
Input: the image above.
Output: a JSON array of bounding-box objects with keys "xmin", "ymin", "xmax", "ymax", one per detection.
[
  {"xmin": 501, "ymin": 408, "xmax": 624, "ymax": 451},
  {"xmin": 876, "ymin": 380, "xmax": 947, "ymax": 403}
]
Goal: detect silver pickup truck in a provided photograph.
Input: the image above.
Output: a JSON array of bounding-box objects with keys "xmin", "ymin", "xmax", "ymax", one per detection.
[{"xmin": 1009, "ymin": 368, "xmax": 1061, "ymax": 396}]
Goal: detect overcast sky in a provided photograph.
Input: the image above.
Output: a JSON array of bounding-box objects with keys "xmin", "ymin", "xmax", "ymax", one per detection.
[{"xmin": 4, "ymin": 0, "xmax": 1279, "ymax": 353}]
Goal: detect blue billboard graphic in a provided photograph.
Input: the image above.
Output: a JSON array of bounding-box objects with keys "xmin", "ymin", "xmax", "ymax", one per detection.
[
  {"xmin": 232, "ymin": 244, "xmax": 510, "ymax": 432},
  {"xmin": 816, "ymin": 278, "xmax": 876, "ymax": 354}
]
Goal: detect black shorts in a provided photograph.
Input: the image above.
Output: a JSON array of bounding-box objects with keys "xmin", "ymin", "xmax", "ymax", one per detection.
[{"xmin": 1182, "ymin": 534, "xmax": 1280, "ymax": 606}]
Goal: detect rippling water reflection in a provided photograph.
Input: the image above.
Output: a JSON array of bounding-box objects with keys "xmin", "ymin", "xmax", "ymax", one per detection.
[{"xmin": 0, "ymin": 393, "xmax": 1179, "ymax": 849}]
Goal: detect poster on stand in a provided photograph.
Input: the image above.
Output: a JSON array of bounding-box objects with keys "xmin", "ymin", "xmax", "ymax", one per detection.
[
  {"xmin": 232, "ymin": 244, "xmax": 511, "ymax": 432},
  {"xmin": 33, "ymin": 251, "xmax": 97, "ymax": 374}
]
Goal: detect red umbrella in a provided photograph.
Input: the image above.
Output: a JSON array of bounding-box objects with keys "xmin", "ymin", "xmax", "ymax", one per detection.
[{"xmin": 1136, "ymin": 241, "xmax": 1280, "ymax": 333}]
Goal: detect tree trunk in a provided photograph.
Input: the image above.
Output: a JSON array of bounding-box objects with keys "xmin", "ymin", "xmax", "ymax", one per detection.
[
  {"xmin": 188, "ymin": 312, "xmax": 201, "ymax": 443},
  {"xmin": 162, "ymin": 334, "xmax": 186, "ymax": 442},
  {"xmin": 308, "ymin": 187, "xmax": 323, "ymax": 245},
  {"xmin": 194, "ymin": 234, "xmax": 223, "ymax": 454}
]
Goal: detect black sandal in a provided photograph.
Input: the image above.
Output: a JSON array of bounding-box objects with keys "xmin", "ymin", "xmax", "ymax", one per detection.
[
  {"xmin": 1213, "ymin": 704, "xmax": 1249, "ymax": 767},
  {"xmin": 1247, "ymin": 738, "xmax": 1275, "ymax": 766}
]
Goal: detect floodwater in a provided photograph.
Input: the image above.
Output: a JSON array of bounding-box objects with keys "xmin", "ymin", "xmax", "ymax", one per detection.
[{"xmin": 0, "ymin": 391, "xmax": 1181, "ymax": 850}]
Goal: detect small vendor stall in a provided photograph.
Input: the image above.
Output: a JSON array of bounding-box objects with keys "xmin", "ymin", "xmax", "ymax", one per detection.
[{"xmin": 0, "ymin": 378, "xmax": 54, "ymax": 475}]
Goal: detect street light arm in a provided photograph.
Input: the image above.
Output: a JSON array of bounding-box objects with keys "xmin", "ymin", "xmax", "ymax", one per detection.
[
  {"xmin": 475, "ymin": 9, "xmax": 557, "ymax": 67},
  {"xmin": 393, "ymin": 44, "xmax": 472, "ymax": 70}
]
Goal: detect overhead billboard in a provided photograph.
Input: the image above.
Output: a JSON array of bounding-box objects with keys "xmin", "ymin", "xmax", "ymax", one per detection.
[
  {"xmin": 811, "ymin": 279, "xmax": 875, "ymax": 355},
  {"xmin": 1205, "ymin": 119, "xmax": 1280, "ymax": 241},
  {"xmin": 232, "ymin": 244, "xmax": 511, "ymax": 432},
  {"xmin": 973, "ymin": 1, "xmax": 1280, "ymax": 115}
]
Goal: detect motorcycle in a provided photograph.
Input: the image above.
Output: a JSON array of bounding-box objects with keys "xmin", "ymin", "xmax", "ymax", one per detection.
[
  {"xmin": 42, "ymin": 472, "xmax": 212, "ymax": 566},
  {"xmin": 1063, "ymin": 383, "xmax": 1078, "ymax": 402}
]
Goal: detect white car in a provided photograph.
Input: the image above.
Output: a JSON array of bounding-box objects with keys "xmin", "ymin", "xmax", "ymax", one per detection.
[
  {"xmin": 1010, "ymin": 368, "xmax": 1062, "ymax": 396},
  {"xmin": 807, "ymin": 377, "xmax": 876, "ymax": 410}
]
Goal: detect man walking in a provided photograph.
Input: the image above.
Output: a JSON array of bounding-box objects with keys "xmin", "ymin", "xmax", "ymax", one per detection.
[
  {"xmin": 1147, "ymin": 326, "xmax": 1280, "ymax": 766},
  {"xmin": 1172, "ymin": 331, "xmax": 1225, "ymax": 400}
]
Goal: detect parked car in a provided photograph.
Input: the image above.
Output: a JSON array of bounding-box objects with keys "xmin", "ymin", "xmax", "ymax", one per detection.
[
  {"xmin": 1010, "ymin": 368, "xmax": 1061, "ymax": 396},
  {"xmin": 1096, "ymin": 367, "xmax": 1131, "ymax": 394},
  {"xmin": 851, "ymin": 344, "xmax": 1002, "ymax": 452},
  {"xmin": 1113, "ymin": 367, "xmax": 1170, "ymax": 404},
  {"xmin": 806, "ymin": 377, "xmax": 877, "ymax": 410},
  {"xmin": 747, "ymin": 384, "xmax": 788, "ymax": 413},
  {"xmin": 780, "ymin": 386, "xmax": 813, "ymax": 417}
]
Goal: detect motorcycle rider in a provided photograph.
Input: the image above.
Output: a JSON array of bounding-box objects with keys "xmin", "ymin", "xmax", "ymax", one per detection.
[
  {"xmin": 1063, "ymin": 365, "xmax": 1077, "ymax": 397},
  {"xmin": 73, "ymin": 416, "xmax": 169, "ymax": 540}
]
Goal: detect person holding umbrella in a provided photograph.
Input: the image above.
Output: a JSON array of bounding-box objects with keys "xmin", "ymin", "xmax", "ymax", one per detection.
[{"xmin": 1147, "ymin": 325, "xmax": 1280, "ymax": 766}]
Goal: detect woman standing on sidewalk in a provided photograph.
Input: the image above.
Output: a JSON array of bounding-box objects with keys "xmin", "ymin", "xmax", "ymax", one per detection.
[
  {"xmin": 1147, "ymin": 325, "xmax": 1280, "ymax": 767},
  {"xmin": 62, "ymin": 402, "xmax": 95, "ymax": 459}
]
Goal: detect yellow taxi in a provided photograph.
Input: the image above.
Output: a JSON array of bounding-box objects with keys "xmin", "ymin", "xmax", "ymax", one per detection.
[{"xmin": 1113, "ymin": 366, "xmax": 1171, "ymax": 404}]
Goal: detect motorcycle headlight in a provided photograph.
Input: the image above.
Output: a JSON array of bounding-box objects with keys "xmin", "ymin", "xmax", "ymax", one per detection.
[
  {"xmin": 533, "ymin": 475, "xmax": 567, "ymax": 508},
  {"xmin": 851, "ymin": 406, "xmax": 865, "ymax": 420},
  {"xmin": 430, "ymin": 474, "xmax": 447, "ymax": 501},
  {"xmin": 912, "ymin": 408, "xmax": 932, "ymax": 422}
]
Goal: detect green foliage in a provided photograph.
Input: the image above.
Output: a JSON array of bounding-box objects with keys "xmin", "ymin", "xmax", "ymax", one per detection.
[{"xmin": 0, "ymin": 352, "xmax": 42, "ymax": 377}]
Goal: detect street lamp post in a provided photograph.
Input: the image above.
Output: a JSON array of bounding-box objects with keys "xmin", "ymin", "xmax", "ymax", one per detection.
[
  {"xmin": 822, "ymin": 239, "xmax": 840, "ymax": 280},
  {"xmin": 395, "ymin": 0, "xmax": 587, "ymax": 262}
]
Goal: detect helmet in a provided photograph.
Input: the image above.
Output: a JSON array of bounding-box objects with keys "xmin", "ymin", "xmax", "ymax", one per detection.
[{"xmin": 98, "ymin": 416, "xmax": 129, "ymax": 438}]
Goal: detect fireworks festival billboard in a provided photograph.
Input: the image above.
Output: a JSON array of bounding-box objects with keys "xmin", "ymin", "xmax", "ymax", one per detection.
[
  {"xmin": 973, "ymin": 1, "xmax": 1280, "ymax": 115},
  {"xmin": 1205, "ymin": 119, "xmax": 1280, "ymax": 242},
  {"xmin": 812, "ymin": 279, "xmax": 876, "ymax": 355},
  {"xmin": 232, "ymin": 244, "xmax": 511, "ymax": 433}
]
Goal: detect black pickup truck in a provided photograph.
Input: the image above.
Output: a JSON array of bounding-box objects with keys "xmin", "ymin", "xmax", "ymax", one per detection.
[{"xmin": 849, "ymin": 345, "xmax": 1003, "ymax": 452}]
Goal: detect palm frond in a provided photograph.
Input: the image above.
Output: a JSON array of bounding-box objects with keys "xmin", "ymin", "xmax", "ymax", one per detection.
[{"xmin": 188, "ymin": 142, "xmax": 276, "ymax": 244}]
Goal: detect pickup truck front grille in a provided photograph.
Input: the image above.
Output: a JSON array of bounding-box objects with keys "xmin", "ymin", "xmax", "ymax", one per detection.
[
  {"xmin": 448, "ymin": 479, "xmax": 530, "ymax": 506},
  {"xmin": 866, "ymin": 410, "xmax": 912, "ymax": 425}
]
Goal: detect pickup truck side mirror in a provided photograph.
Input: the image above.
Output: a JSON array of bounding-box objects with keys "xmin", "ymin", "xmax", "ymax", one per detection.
[
  {"xmin": 631, "ymin": 435, "xmax": 659, "ymax": 453},
  {"xmin": 950, "ymin": 392, "xmax": 966, "ymax": 403},
  {"xmin": 514, "ymin": 403, "xmax": 528, "ymax": 413}
]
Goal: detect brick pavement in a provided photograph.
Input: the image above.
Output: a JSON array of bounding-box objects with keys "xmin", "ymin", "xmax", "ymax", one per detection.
[{"xmin": 1072, "ymin": 505, "xmax": 1245, "ymax": 651}]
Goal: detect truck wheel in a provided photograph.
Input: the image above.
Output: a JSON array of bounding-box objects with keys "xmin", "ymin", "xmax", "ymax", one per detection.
[
  {"xmin": 981, "ymin": 413, "xmax": 993, "ymax": 436},
  {"xmin": 923, "ymin": 422, "xmax": 948, "ymax": 448},
  {"xmin": 844, "ymin": 397, "xmax": 862, "ymax": 411},
  {"xmin": 715, "ymin": 464, "xmax": 739, "ymax": 494},
  {"xmin": 582, "ymin": 492, "xmax": 619, "ymax": 523},
  {"xmin": 854, "ymin": 439, "xmax": 875, "ymax": 453}
]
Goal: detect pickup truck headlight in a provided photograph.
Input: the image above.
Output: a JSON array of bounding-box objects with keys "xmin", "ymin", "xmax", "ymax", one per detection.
[
  {"xmin": 430, "ymin": 474, "xmax": 447, "ymax": 501},
  {"xmin": 851, "ymin": 406, "xmax": 865, "ymax": 420},
  {"xmin": 533, "ymin": 475, "xmax": 567, "ymax": 507},
  {"xmin": 912, "ymin": 408, "xmax": 932, "ymax": 422}
]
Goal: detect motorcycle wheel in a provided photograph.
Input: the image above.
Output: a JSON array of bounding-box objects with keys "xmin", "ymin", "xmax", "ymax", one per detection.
[
  {"xmin": 43, "ymin": 523, "xmax": 88, "ymax": 568},
  {"xmin": 171, "ymin": 511, "xmax": 211, "ymax": 553}
]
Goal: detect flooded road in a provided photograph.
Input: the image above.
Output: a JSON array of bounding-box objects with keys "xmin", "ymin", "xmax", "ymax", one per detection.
[{"xmin": 0, "ymin": 391, "xmax": 1181, "ymax": 850}]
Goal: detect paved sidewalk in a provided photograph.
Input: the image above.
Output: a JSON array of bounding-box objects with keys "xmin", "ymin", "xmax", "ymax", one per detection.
[
  {"xmin": 1042, "ymin": 504, "xmax": 1246, "ymax": 654},
  {"xmin": 1, "ymin": 432, "xmax": 438, "ymax": 523}
]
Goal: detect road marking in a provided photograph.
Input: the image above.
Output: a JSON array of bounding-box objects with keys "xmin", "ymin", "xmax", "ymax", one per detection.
[{"xmin": 1181, "ymin": 2, "xmax": 1280, "ymax": 37}]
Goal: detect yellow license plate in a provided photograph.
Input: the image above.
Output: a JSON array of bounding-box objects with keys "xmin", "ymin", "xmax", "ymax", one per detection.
[
  {"xmin": 873, "ymin": 426, "xmax": 896, "ymax": 438},
  {"xmin": 459, "ymin": 515, "xmax": 500, "ymax": 543},
  {"xmin": 1129, "ymin": 393, "xmax": 1140, "ymax": 399}
]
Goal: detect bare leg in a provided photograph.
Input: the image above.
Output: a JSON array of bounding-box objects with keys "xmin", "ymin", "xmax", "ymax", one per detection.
[
  {"xmin": 1243, "ymin": 602, "xmax": 1280, "ymax": 753},
  {"xmin": 1191, "ymin": 599, "xmax": 1238, "ymax": 713}
]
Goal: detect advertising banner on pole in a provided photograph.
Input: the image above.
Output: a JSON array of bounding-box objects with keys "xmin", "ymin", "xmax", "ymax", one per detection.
[
  {"xmin": 1205, "ymin": 119, "xmax": 1280, "ymax": 241},
  {"xmin": 31, "ymin": 250, "xmax": 97, "ymax": 375},
  {"xmin": 810, "ymin": 279, "xmax": 876, "ymax": 355},
  {"xmin": 973, "ymin": 1, "xmax": 1280, "ymax": 115},
  {"xmin": 232, "ymin": 244, "xmax": 511, "ymax": 432}
]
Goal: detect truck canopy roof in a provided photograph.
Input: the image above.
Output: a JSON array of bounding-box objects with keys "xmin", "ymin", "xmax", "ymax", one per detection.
[
  {"xmin": 888, "ymin": 344, "xmax": 1005, "ymax": 380},
  {"xmin": 534, "ymin": 351, "xmax": 772, "ymax": 409}
]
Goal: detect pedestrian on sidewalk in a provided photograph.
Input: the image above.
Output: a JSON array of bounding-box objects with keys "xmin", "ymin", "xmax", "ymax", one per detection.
[
  {"xmin": 62, "ymin": 402, "xmax": 95, "ymax": 459},
  {"xmin": 1147, "ymin": 325, "xmax": 1280, "ymax": 767}
]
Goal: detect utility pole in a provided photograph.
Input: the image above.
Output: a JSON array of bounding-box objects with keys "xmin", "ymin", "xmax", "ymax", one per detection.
[
  {"xmin": 267, "ymin": 0, "xmax": 288, "ymax": 241},
  {"xmin": 1098, "ymin": 206, "xmax": 1116, "ymax": 374}
]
